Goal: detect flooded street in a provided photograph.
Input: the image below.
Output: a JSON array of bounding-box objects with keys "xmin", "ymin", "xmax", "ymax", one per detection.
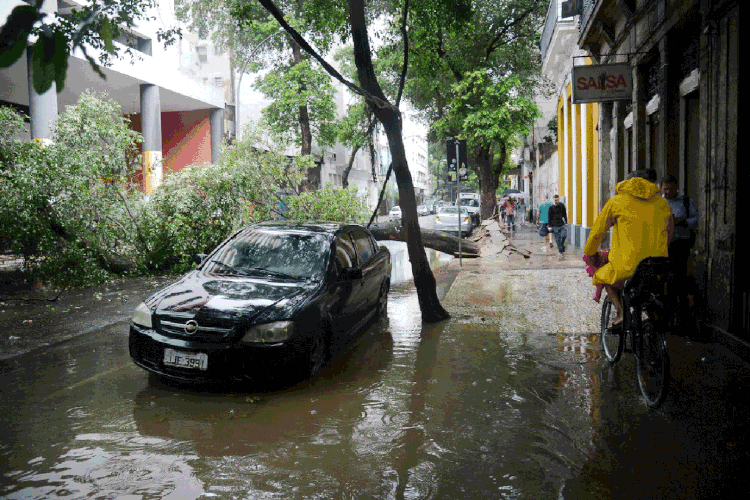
[{"xmin": 2, "ymin": 237, "xmax": 749, "ymax": 499}]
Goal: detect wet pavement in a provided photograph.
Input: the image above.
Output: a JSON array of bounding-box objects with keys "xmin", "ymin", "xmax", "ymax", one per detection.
[{"xmin": 1, "ymin": 221, "xmax": 750, "ymax": 499}]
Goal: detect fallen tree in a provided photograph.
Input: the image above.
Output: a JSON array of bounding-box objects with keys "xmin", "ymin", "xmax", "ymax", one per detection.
[{"xmin": 369, "ymin": 223, "xmax": 480, "ymax": 257}]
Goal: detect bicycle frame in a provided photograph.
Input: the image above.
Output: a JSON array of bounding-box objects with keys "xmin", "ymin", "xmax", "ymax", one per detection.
[{"xmin": 600, "ymin": 257, "xmax": 672, "ymax": 408}]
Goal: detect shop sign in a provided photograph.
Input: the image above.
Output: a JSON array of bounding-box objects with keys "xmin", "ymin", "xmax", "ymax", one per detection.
[{"xmin": 571, "ymin": 63, "xmax": 632, "ymax": 103}]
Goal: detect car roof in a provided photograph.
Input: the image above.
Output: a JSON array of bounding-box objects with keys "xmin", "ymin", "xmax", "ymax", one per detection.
[{"xmin": 252, "ymin": 220, "xmax": 367, "ymax": 235}]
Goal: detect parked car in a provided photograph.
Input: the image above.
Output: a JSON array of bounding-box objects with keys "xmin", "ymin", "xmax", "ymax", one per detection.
[
  {"xmin": 388, "ymin": 206, "xmax": 402, "ymax": 222},
  {"xmin": 417, "ymin": 204, "xmax": 430, "ymax": 216},
  {"xmin": 129, "ymin": 221, "xmax": 392, "ymax": 384},
  {"xmin": 435, "ymin": 206, "xmax": 472, "ymax": 237}
]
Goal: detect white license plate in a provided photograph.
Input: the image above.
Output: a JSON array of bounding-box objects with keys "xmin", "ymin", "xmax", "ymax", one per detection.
[{"xmin": 163, "ymin": 348, "xmax": 208, "ymax": 370}]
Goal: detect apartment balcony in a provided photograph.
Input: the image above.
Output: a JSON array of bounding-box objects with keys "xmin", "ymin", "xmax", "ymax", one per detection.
[{"xmin": 540, "ymin": 0, "xmax": 581, "ymax": 82}]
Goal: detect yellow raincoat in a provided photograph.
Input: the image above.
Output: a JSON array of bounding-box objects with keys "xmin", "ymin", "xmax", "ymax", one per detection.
[{"xmin": 584, "ymin": 177, "xmax": 673, "ymax": 287}]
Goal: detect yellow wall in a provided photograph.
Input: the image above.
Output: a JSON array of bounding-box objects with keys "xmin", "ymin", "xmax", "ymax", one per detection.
[{"xmin": 556, "ymin": 82, "xmax": 600, "ymax": 230}]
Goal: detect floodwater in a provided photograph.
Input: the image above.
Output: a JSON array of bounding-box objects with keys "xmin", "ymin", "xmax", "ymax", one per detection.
[{"xmin": 1, "ymin": 242, "xmax": 749, "ymax": 499}]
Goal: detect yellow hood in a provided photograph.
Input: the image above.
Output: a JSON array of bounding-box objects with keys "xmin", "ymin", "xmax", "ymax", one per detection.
[{"xmin": 615, "ymin": 177, "xmax": 661, "ymax": 201}]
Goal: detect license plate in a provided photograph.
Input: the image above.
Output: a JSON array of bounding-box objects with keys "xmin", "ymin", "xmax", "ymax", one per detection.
[{"xmin": 163, "ymin": 348, "xmax": 208, "ymax": 370}]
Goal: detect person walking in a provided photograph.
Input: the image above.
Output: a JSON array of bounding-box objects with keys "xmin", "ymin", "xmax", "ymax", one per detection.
[
  {"xmin": 537, "ymin": 197, "xmax": 554, "ymax": 250},
  {"xmin": 503, "ymin": 198, "xmax": 516, "ymax": 232},
  {"xmin": 583, "ymin": 170, "xmax": 673, "ymax": 328},
  {"xmin": 548, "ymin": 194, "xmax": 568, "ymax": 259},
  {"xmin": 517, "ymin": 199, "xmax": 526, "ymax": 224}
]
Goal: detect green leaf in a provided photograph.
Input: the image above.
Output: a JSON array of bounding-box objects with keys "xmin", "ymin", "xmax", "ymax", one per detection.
[
  {"xmin": 100, "ymin": 18, "xmax": 115, "ymax": 54},
  {"xmin": 0, "ymin": 5, "xmax": 42, "ymax": 68},
  {"xmin": 31, "ymin": 33, "xmax": 58, "ymax": 94}
]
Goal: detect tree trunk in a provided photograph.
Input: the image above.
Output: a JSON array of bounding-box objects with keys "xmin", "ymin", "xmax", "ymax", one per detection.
[
  {"xmin": 471, "ymin": 144, "xmax": 495, "ymax": 221},
  {"xmin": 347, "ymin": 0, "xmax": 450, "ymax": 322},
  {"xmin": 342, "ymin": 143, "xmax": 360, "ymax": 188},
  {"xmin": 369, "ymin": 225, "xmax": 480, "ymax": 256},
  {"xmin": 292, "ymin": 43, "xmax": 313, "ymax": 156}
]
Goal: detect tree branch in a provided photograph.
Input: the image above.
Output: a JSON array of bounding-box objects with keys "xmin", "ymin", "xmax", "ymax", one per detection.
[
  {"xmin": 395, "ymin": 0, "xmax": 409, "ymax": 107},
  {"xmin": 485, "ymin": 7, "xmax": 537, "ymax": 61},
  {"xmin": 253, "ymin": 0, "xmax": 397, "ymax": 112}
]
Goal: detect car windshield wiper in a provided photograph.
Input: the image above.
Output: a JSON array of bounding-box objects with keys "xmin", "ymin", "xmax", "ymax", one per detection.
[
  {"xmin": 243, "ymin": 267, "xmax": 301, "ymax": 280},
  {"xmin": 206, "ymin": 260, "xmax": 254, "ymax": 276}
]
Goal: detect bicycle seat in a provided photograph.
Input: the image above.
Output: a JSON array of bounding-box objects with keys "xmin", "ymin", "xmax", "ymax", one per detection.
[{"xmin": 622, "ymin": 256, "xmax": 674, "ymax": 308}]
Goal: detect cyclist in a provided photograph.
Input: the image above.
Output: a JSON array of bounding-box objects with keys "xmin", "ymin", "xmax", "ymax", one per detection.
[{"xmin": 583, "ymin": 169, "xmax": 673, "ymax": 329}]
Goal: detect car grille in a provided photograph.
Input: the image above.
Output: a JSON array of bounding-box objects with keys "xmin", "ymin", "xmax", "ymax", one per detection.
[{"xmin": 155, "ymin": 312, "xmax": 235, "ymax": 340}]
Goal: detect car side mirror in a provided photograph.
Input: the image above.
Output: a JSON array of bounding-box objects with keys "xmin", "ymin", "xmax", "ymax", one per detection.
[
  {"xmin": 194, "ymin": 253, "xmax": 207, "ymax": 265},
  {"xmin": 340, "ymin": 267, "xmax": 363, "ymax": 281}
]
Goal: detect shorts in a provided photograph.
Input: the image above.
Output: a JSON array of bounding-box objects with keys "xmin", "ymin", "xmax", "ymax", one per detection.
[{"xmin": 538, "ymin": 224, "xmax": 549, "ymax": 237}]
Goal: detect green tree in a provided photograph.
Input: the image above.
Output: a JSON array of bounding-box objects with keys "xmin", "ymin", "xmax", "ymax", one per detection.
[
  {"xmin": 381, "ymin": 0, "xmax": 546, "ymax": 220},
  {"xmin": 0, "ymin": 93, "xmax": 144, "ymax": 284},
  {"xmin": 176, "ymin": 0, "xmax": 342, "ymax": 158},
  {"xmin": 253, "ymin": 0, "xmax": 451, "ymax": 322},
  {"xmin": 433, "ymin": 71, "xmax": 540, "ymax": 215},
  {"xmin": 255, "ymin": 59, "xmax": 338, "ymax": 153},
  {"xmin": 284, "ymin": 184, "xmax": 369, "ymax": 222}
]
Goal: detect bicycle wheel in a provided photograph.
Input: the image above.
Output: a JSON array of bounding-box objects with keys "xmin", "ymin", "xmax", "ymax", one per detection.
[
  {"xmin": 601, "ymin": 296, "xmax": 624, "ymax": 363},
  {"xmin": 636, "ymin": 315, "xmax": 670, "ymax": 408}
]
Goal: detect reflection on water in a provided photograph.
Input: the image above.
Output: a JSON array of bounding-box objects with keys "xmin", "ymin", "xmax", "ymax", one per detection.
[
  {"xmin": 2, "ymin": 275, "xmax": 748, "ymax": 499},
  {"xmin": 379, "ymin": 241, "xmax": 453, "ymax": 285}
]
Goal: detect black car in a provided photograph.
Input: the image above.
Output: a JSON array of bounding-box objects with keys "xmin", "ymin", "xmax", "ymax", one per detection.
[{"xmin": 129, "ymin": 221, "xmax": 391, "ymax": 384}]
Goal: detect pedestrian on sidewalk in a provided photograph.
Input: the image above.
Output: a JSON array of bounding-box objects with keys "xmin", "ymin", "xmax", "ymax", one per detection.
[
  {"xmin": 503, "ymin": 198, "xmax": 516, "ymax": 232},
  {"xmin": 660, "ymin": 174, "xmax": 699, "ymax": 300},
  {"xmin": 537, "ymin": 197, "xmax": 554, "ymax": 250},
  {"xmin": 518, "ymin": 199, "xmax": 526, "ymax": 224},
  {"xmin": 548, "ymin": 194, "xmax": 568, "ymax": 259},
  {"xmin": 583, "ymin": 169, "xmax": 673, "ymax": 328}
]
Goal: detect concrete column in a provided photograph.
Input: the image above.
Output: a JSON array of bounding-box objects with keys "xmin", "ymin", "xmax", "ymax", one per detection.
[
  {"xmin": 600, "ymin": 102, "xmax": 613, "ymax": 209},
  {"xmin": 140, "ymin": 84, "xmax": 162, "ymax": 193},
  {"xmin": 210, "ymin": 107, "xmax": 224, "ymax": 164},
  {"xmin": 631, "ymin": 64, "xmax": 647, "ymax": 171},
  {"xmin": 562, "ymin": 89, "xmax": 570, "ymax": 200},
  {"xmin": 27, "ymin": 49, "xmax": 57, "ymax": 143},
  {"xmin": 581, "ymin": 102, "xmax": 589, "ymax": 246}
]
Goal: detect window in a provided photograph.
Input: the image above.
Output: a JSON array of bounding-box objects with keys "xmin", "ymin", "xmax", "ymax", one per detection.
[
  {"xmin": 214, "ymin": 76, "xmax": 223, "ymax": 86},
  {"xmin": 351, "ymin": 229, "xmax": 376, "ymax": 263},
  {"xmin": 196, "ymin": 46, "xmax": 208, "ymax": 64},
  {"xmin": 334, "ymin": 233, "xmax": 357, "ymax": 275}
]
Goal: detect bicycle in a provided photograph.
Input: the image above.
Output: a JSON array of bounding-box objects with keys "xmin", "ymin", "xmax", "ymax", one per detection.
[{"xmin": 600, "ymin": 256, "xmax": 674, "ymax": 408}]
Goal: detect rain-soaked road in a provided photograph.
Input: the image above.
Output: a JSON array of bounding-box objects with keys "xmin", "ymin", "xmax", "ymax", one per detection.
[{"xmin": 2, "ymin": 229, "xmax": 750, "ymax": 499}]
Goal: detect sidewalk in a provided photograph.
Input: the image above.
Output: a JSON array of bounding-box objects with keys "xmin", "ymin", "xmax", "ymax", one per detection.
[
  {"xmin": 440, "ymin": 219, "xmax": 750, "ymax": 412},
  {"xmin": 440, "ymin": 220, "xmax": 597, "ymax": 333}
]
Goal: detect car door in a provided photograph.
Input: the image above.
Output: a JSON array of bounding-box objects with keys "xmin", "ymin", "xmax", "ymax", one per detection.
[
  {"xmin": 350, "ymin": 227, "xmax": 381, "ymax": 313},
  {"xmin": 330, "ymin": 231, "xmax": 365, "ymax": 335}
]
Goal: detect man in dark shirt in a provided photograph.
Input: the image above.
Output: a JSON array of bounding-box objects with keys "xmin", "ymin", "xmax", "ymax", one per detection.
[{"xmin": 548, "ymin": 194, "xmax": 568, "ymax": 259}]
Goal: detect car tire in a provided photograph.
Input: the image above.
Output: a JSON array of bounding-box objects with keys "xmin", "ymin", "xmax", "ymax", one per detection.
[{"xmin": 308, "ymin": 333, "xmax": 328, "ymax": 378}]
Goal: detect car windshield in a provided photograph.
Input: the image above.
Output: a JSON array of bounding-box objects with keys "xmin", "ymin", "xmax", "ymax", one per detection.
[
  {"xmin": 459, "ymin": 199, "xmax": 479, "ymax": 207},
  {"xmin": 207, "ymin": 227, "xmax": 331, "ymax": 280},
  {"xmin": 391, "ymin": 206, "xmax": 401, "ymax": 212},
  {"xmin": 439, "ymin": 207, "xmax": 467, "ymax": 215}
]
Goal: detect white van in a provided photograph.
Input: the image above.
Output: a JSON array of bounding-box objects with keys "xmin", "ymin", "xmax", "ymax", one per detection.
[{"xmin": 457, "ymin": 193, "xmax": 481, "ymax": 226}]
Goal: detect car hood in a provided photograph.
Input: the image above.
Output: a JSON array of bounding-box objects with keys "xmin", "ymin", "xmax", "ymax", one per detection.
[{"xmin": 146, "ymin": 270, "xmax": 318, "ymax": 323}]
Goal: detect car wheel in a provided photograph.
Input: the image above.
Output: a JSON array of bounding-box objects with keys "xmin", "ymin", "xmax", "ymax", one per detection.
[
  {"xmin": 376, "ymin": 280, "xmax": 389, "ymax": 316},
  {"xmin": 308, "ymin": 333, "xmax": 328, "ymax": 378}
]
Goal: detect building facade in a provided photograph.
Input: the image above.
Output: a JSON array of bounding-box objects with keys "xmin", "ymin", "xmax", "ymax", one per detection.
[
  {"xmin": 565, "ymin": 0, "xmax": 742, "ymax": 345},
  {"xmin": 0, "ymin": 0, "xmax": 226, "ymax": 193},
  {"xmin": 538, "ymin": 0, "xmax": 601, "ymax": 247}
]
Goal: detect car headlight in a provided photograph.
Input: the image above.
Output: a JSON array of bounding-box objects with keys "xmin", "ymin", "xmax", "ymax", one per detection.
[
  {"xmin": 240, "ymin": 321, "xmax": 294, "ymax": 344},
  {"xmin": 132, "ymin": 302, "xmax": 153, "ymax": 328}
]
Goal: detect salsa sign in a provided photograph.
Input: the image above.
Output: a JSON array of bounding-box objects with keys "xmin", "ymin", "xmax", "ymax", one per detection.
[{"xmin": 571, "ymin": 63, "xmax": 632, "ymax": 103}]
